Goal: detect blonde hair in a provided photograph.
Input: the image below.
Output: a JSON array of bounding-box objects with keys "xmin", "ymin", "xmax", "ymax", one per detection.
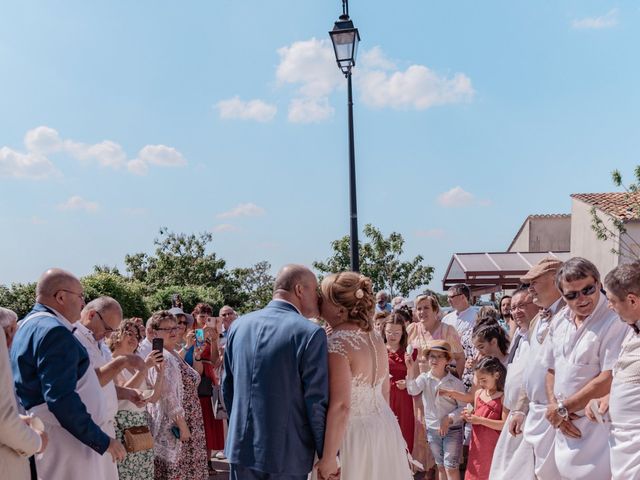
[
  {"xmin": 321, "ymin": 272, "xmax": 375, "ymax": 331},
  {"xmin": 414, "ymin": 294, "xmax": 440, "ymax": 314},
  {"xmin": 106, "ymin": 318, "xmax": 142, "ymax": 353}
]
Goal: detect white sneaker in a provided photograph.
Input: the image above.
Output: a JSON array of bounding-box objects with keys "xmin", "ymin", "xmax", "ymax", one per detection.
[{"xmin": 215, "ymin": 451, "xmax": 226, "ymax": 460}]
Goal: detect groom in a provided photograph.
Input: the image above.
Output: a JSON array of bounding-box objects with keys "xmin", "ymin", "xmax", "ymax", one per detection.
[{"xmin": 223, "ymin": 264, "xmax": 330, "ymax": 480}]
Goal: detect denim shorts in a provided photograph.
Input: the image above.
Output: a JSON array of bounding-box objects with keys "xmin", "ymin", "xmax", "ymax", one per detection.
[{"xmin": 427, "ymin": 426, "xmax": 464, "ymax": 469}]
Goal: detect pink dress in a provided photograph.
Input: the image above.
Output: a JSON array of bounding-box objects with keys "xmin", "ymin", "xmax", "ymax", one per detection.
[{"xmin": 465, "ymin": 394, "xmax": 503, "ymax": 480}]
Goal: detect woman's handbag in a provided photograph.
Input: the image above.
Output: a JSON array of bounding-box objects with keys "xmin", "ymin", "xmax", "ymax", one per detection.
[
  {"xmin": 212, "ymin": 385, "xmax": 228, "ymax": 420},
  {"xmin": 123, "ymin": 425, "xmax": 154, "ymax": 453}
]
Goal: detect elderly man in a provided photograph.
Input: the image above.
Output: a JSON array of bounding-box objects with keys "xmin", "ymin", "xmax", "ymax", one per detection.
[
  {"xmin": 375, "ymin": 291, "xmax": 392, "ymax": 313},
  {"xmin": 600, "ymin": 261, "xmax": 640, "ymax": 479},
  {"xmin": 495, "ymin": 257, "xmax": 566, "ymax": 480},
  {"xmin": 489, "ymin": 286, "xmax": 539, "ymax": 479},
  {"xmin": 543, "ymin": 257, "xmax": 628, "ymax": 479},
  {"xmin": 220, "ymin": 305, "xmax": 238, "ymax": 333},
  {"xmin": 223, "ymin": 264, "xmax": 328, "ymax": 480},
  {"xmin": 0, "ymin": 308, "xmax": 47, "ymax": 480},
  {"xmin": 10, "ymin": 269, "xmax": 126, "ymax": 480},
  {"xmin": 74, "ymin": 297, "xmax": 148, "ymax": 480}
]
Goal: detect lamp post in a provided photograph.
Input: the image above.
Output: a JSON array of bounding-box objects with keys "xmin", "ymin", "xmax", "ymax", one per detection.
[{"xmin": 329, "ymin": 0, "xmax": 361, "ymax": 272}]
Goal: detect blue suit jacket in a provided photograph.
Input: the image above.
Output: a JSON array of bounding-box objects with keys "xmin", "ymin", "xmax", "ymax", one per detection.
[
  {"xmin": 10, "ymin": 304, "xmax": 110, "ymax": 454},
  {"xmin": 222, "ymin": 300, "xmax": 328, "ymax": 475}
]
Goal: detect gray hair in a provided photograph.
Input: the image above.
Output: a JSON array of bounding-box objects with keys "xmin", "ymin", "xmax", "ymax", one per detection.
[
  {"xmin": 82, "ymin": 296, "xmax": 122, "ymax": 316},
  {"xmin": 0, "ymin": 307, "xmax": 18, "ymax": 329},
  {"xmin": 555, "ymin": 257, "xmax": 601, "ymax": 293},
  {"xmin": 605, "ymin": 261, "xmax": 640, "ymax": 299}
]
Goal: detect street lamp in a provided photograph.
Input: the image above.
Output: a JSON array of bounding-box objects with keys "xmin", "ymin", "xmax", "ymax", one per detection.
[{"xmin": 329, "ymin": 0, "xmax": 361, "ymax": 272}]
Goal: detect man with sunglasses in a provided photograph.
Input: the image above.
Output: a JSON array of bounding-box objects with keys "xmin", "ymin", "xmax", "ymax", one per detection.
[
  {"xmin": 10, "ymin": 269, "xmax": 126, "ymax": 480},
  {"xmin": 543, "ymin": 257, "xmax": 628, "ymax": 479},
  {"xmin": 74, "ymin": 297, "xmax": 149, "ymax": 480}
]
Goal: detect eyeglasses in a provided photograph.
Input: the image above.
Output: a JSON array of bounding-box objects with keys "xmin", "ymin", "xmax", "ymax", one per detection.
[
  {"xmin": 154, "ymin": 326, "xmax": 179, "ymax": 333},
  {"xmin": 177, "ymin": 320, "xmax": 188, "ymax": 327},
  {"xmin": 56, "ymin": 289, "xmax": 86, "ymax": 303},
  {"xmin": 221, "ymin": 312, "xmax": 235, "ymax": 317},
  {"xmin": 95, "ymin": 311, "xmax": 114, "ymax": 333},
  {"xmin": 562, "ymin": 283, "xmax": 598, "ymax": 301},
  {"xmin": 447, "ymin": 293, "xmax": 463, "ymax": 300},
  {"xmin": 511, "ymin": 301, "xmax": 534, "ymax": 311}
]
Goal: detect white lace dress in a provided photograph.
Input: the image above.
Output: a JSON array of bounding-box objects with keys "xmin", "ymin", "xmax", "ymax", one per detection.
[{"xmin": 327, "ymin": 329, "xmax": 413, "ymax": 479}]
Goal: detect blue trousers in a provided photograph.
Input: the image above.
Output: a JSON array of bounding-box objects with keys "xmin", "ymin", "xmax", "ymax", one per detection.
[{"xmin": 229, "ymin": 464, "xmax": 307, "ymax": 480}]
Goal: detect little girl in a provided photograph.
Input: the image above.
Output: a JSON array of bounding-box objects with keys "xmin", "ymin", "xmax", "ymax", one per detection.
[
  {"xmin": 462, "ymin": 356, "xmax": 508, "ymax": 480},
  {"xmin": 406, "ymin": 340, "xmax": 466, "ymax": 480}
]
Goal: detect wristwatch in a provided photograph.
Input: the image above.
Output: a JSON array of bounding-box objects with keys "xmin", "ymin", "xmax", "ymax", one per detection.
[{"xmin": 557, "ymin": 401, "xmax": 569, "ymax": 420}]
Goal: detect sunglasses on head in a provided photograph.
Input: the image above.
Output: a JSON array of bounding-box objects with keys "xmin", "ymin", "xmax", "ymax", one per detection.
[{"xmin": 562, "ymin": 283, "xmax": 598, "ymax": 301}]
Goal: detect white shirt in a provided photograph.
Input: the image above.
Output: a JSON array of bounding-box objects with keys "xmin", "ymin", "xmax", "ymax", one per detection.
[
  {"xmin": 543, "ymin": 293, "xmax": 628, "ymax": 411},
  {"xmin": 406, "ymin": 371, "xmax": 466, "ymax": 429},
  {"xmin": 504, "ymin": 331, "xmax": 530, "ymax": 410},
  {"xmin": 74, "ymin": 323, "xmax": 119, "ymax": 422},
  {"xmin": 137, "ymin": 337, "xmax": 152, "ymax": 359},
  {"xmin": 442, "ymin": 306, "xmax": 477, "ymax": 336}
]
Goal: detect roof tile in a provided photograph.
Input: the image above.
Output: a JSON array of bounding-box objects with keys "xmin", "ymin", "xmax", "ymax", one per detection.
[{"xmin": 571, "ymin": 192, "xmax": 640, "ymax": 220}]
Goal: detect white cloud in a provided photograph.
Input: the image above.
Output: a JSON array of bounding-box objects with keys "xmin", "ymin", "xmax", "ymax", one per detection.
[
  {"xmin": 1, "ymin": 126, "xmax": 188, "ymax": 179},
  {"xmin": 217, "ymin": 202, "xmax": 266, "ymax": 219},
  {"xmin": 0, "ymin": 147, "xmax": 60, "ymax": 179},
  {"xmin": 276, "ymin": 38, "xmax": 343, "ymax": 98},
  {"xmin": 135, "ymin": 145, "xmax": 186, "ymax": 167},
  {"xmin": 217, "ymin": 96, "xmax": 277, "ymax": 122},
  {"xmin": 212, "ymin": 223, "xmax": 240, "ymax": 233},
  {"xmin": 359, "ymin": 65, "xmax": 474, "ymax": 110},
  {"xmin": 273, "ymin": 40, "xmax": 474, "ymax": 121},
  {"xmin": 57, "ymin": 195, "xmax": 99, "ymax": 213},
  {"xmin": 288, "ymin": 97, "xmax": 334, "ymax": 123},
  {"xmin": 572, "ymin": 9, "xmax": 619, "ymax": 29},
  {"xmin": 416, "ymin": 228, "xmax": 445, "ymax": 239},
  {"xmin": 437, "ymin": 186, "xmax": 490, "ymax": 208},
  {"xmin": 360, "ymin": 46, "xmax": 396, "ymax": 71}
]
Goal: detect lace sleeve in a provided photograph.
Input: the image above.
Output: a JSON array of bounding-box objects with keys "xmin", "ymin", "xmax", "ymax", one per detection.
[
  {"xmin": 328, "ymin": 330, "xmax": 368, "ymax": 359},
  {"xmin": 327, "ymin": 335, "xmax": 349, "ymax": 359},
  {"xmin": 148, "ymin": 352, "xmax": 184, "ymax": 421}
]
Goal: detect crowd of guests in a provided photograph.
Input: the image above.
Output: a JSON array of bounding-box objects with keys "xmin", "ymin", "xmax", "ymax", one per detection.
[
  {"xmin": 0, "ymin": 267, "xmax": 238, "ymax": 480},
  {"xmin": 2, "ymin": 254, "xmax": 640, "ymax": 479}
]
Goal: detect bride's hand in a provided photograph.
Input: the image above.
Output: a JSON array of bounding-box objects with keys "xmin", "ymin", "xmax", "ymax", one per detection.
[{"xmin": 315, "ymin": 457, "xmax": 340, "ymax": 480}]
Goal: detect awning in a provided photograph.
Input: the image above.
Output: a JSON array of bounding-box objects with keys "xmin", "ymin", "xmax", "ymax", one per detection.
[{"xmin": 442, "ymin": 251, "xmax": 571, "ymax": 294}]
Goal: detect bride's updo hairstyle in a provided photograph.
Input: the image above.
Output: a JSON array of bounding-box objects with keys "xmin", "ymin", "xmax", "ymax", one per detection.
[{"xmin": 321, "ymin": 272, "xmax": 376, "ymax": 331}]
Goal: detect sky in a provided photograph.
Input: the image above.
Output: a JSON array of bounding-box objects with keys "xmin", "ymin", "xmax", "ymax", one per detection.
[{"xmin": 1, "ymin": 1, "xmax": 639, "ymax": 292}]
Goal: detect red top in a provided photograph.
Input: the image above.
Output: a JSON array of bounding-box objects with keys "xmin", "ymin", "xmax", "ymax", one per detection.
[
  {"xmin": 465, "ymin": 393, "xmax": 503, "ymax": 480},
  {"xmin": 388, "ymin": 347, "xmax": 417, "ymax": 452}
]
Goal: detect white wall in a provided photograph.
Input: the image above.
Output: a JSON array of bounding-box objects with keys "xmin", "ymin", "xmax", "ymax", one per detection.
[
  {"xmin": 530, "ymin": 217, "xmax": 571, "ymax": 252},
  {"xmin": 570, "ymin": 199, "xmax": 619, "ymax": 277},
  {"xmin": 508, "ymin": 221, "xmax": 530, "ymax": 252}
]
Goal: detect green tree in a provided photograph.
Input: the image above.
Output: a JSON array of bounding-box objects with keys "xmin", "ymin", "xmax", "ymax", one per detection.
[
  {"xmin": 81, "ymin": 272, "xmax": 150, "ymax": 319},
  {"xmin": 590, "ymin": 168, "xmax": 640, "ymax": 260},
  {"xmin": 228, "ymin": 261, "xmax": 275, "ymax": 313},
  {"xmin": 145, "ymin": 285, "xmax": 225, "ymax": 315},
  {"xmin": 0, "ymin": 282, "xmax": 37, "ymax": 319},
  {"xmin": 125, "ymin": 228, "xmax": 227, "ymax": 288},
  {"xmin": 314, "ymin": 224, "xmax": 434, "ymax": 297}
]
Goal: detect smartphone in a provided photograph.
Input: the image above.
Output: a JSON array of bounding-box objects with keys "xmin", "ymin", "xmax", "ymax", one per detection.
[
  {"xmin": 170, "ymin": 425, "xmax": 180, "ymax": 439},
  {"xmin": 195, "ymin": 329, "xmax": 205, "ymax": 347},
  {"xmin": 152, "ymin": 338, "xmax": 164, "ymax": 353}
]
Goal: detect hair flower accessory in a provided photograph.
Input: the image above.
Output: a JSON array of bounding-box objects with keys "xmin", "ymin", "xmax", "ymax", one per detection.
[{"xmin": 355, "ymin": 289, "xmax": 364, "ymax": 299}]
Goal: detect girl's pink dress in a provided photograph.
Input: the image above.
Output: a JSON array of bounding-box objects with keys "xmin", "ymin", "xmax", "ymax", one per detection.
[{"xmin": 465, "ymin": 394, "xmax": 503, "ymax": 480}]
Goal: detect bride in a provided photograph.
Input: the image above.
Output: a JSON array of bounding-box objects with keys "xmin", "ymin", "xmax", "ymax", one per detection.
[{"xmin": 315, "ymin": 272, "xmax": 413, "ymax": 480}]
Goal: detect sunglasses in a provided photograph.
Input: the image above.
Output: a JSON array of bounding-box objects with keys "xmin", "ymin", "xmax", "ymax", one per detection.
[{"xmin": 562, "ymin": 283, "xmax": 598, "ymax": 301}]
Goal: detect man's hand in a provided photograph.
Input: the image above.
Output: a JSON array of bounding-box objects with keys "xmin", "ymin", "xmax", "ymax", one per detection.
[
  {"xmin": 558, "ymin": 419, "xmax": 581, "ymax": 439},
  {"xmin": 118, "ymin": 387, "xmax": 146, "ymax": 408},
  {"xmin": 545, "ymin": 403, "xmax": 564, "ymax": 428},
  {"xmin": 585, "ymin": 395, "xmax": 609, "ymax": 423},
  {"xmin": 107, "ymin": 438, "xmax": 126, "ymax": 462},
  {"xmin": 126, "ymin": 354, "xmax": 146, "ymax": 371},
  {"xmin": 509, "ymin": 412, "xmax": 525, "ymax": 436}
]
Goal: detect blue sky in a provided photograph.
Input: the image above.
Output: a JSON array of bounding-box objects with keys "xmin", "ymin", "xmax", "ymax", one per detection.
[{"xmin": 1, "ymin": 1, "xmax": 639, "ymax": 292}]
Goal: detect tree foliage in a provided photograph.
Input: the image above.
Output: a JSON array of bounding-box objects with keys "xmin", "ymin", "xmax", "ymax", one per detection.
[
  {"xmin": 313, "ymin": 224, "xmax": 434, "ymax": 297},
  {"xmin": 146, "ymin": 285, "xmax": 225, "ymax": 315},
  {"xmin": 125, "ymin": 228, "xmax": 226, "ymax": 288},
  {"xmin": 228, "ymin": 261, "xmax": 275, "ymax": 313},
  {"xmin": 590, "ymin": 168, "xmax": 640, "ymax": 260},
  {"xmin": 0, "ymin": 283, "xmax": 37, "ymax": 319},
  {"xmin": 82, "ymin": 272, "xmax": 150, "ymax": 319}
]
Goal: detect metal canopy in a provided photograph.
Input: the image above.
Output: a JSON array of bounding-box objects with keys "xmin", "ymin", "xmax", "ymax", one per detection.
[{"xmin": 442, "ymin": 251, "xmax": 571, "ymax": 294}]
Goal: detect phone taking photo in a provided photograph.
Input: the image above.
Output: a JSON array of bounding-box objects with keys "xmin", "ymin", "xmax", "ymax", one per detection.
[
  {"xmin": 195, "ymin": 329, "xmax": 205, "ymax": 347},
  {"xmin": 152, "ymin": 338, "xmax": 164, "ymax": 353}
]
